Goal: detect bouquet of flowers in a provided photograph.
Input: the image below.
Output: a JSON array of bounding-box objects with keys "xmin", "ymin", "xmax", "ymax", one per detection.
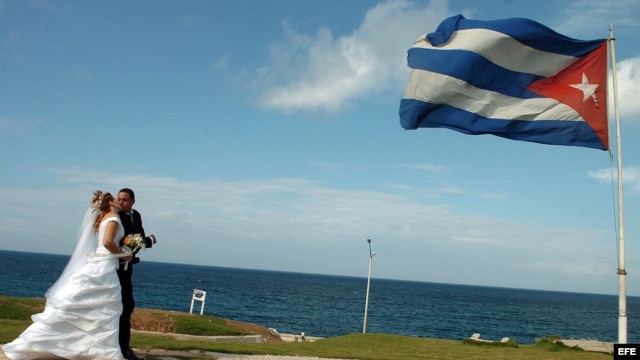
[{"xmin": 123, "ymin": 233, "xmax": 146, "ymax": 254}]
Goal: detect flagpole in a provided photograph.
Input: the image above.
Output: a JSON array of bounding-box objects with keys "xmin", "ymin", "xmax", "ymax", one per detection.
[{"xmin": 609, "ymin": 26, "xmax": 627, "ymax": 344}]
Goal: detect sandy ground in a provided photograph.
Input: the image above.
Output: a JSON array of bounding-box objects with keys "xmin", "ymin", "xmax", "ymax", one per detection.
[{"xmin": 554, "ymin": 339, "xmax": 613, "ymax": 353}]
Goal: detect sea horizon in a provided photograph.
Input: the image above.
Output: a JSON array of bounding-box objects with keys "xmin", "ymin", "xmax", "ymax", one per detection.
[
  {"xmin": 1, "ymin": 249, "xmax": 637, "ymax": 344},
  {"xmin": 2, "ymin": 249, "xmax": 626, "ymax": 298}
]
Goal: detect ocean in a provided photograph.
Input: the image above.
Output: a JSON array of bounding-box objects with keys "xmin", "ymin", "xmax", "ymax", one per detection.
[{"xmin": 1, "ymin": 250, "xmax": 637, "ymax": 344}]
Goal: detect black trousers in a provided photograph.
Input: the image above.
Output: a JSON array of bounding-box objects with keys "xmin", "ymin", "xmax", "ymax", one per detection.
[{"xmin": 117, "ymin": 267, "xmax": 135, "ymax": 352}]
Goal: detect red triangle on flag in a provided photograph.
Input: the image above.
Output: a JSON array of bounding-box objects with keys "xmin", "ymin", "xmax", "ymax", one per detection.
[{"xmin": 527, "ymin": 41, "xmax": 608, "ymax": 150}]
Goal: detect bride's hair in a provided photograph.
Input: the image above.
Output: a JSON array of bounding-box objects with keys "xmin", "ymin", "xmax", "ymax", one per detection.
[{"xmin": 92, "ymin": 191, "xmax": 115, "ymax": 231}]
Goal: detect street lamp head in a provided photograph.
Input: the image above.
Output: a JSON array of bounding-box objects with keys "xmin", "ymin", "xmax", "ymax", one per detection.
[
  {"xmin": 367, "ymin": 238, "xmax": 371, "ymax": 244},
  {"xmin": 372, "ymin": 252, "xmax": 376, "ymax": 256}
]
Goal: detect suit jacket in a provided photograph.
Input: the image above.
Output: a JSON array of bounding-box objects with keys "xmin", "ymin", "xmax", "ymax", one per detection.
[{"xmin": 118, "ymin": 209, "xmax": 153, "ymax": 270}]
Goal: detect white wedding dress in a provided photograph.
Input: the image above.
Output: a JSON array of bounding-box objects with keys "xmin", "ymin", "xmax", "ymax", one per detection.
[{"xmin": 3, "ymin": 215, "xmax": 125, "ymax": 360}]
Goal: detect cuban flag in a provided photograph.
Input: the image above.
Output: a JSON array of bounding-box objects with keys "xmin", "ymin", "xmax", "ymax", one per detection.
[{"xmin": 399, "ymin": 14, "xmax": 609, "ymax": 150}]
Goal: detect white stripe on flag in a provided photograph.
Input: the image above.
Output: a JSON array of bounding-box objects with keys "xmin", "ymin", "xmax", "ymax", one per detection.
[
  {"xmin": 404, "ymin": 69, "xmax": 583, "ymax": 121},
  {"xmin": 412, "ymin": 28, "xmax": 578, "ymax": 77}
]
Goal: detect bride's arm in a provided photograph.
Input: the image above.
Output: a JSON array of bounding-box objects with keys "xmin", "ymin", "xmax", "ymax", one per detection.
[{"xmin": 104, "ymin": 220, "xmax": 132, "ymax": 262}]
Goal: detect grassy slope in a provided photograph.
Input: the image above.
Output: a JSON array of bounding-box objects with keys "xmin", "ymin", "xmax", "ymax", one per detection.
[{"xmin": 0, "ymin": 295, "xmax": 611, "ymax": 360}]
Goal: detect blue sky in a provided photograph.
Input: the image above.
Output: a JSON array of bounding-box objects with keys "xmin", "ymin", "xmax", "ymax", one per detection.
[{"xmin": 1, "ymin": 0, "xmax": 639, "ymax": 296}]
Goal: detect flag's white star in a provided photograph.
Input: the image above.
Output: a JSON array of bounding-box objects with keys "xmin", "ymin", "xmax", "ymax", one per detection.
[{"xmin": 570, "ymin": 73, "xmax": 599, "ymax": 102}]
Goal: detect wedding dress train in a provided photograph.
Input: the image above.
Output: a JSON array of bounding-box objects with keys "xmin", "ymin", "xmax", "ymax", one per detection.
[{"xmin": 2, "ymin": 215, "xmax": 125, "ymax": 360}]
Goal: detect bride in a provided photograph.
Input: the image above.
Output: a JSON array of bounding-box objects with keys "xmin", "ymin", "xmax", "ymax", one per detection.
[{"xmin": 3, "ymin": 191, "xmax": 133, "ymax": 360}]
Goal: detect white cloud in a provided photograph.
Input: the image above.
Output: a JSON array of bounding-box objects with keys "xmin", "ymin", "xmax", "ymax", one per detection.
[
  {"xmin": 439, "ymin": 186, "xmax": 466, "ymax": 195},
  {"xmin": 478, "ymin": 192, "xmax": 507, "ymax": 200},
  {"xmin": 588, "ymin": 165, "xmax": 640, "ymax": 195},
  {"xmin": 396, "ymin": 163, "xmax": 448, "ymax": 173},
  {"xmin": 0, "ymin": 166, "xmax": 619, "ymax": 288},
  {"xmin": 248, "ymin": 0, "xmax": 640, "ymax": 121},
  {"xmin": 555, "ymin": 0, "xmax": 640, "ymax": 37},
  {"xmin": 614, "ymin": 56, "xmax": 640, "ymax": 120},
  {"xmin": 384, "ymin": 182, "xmax": 412, "ymax": 190},
  {"xmin": 255, "ymin": 0, "xmax": 450, "ymax": 113},
  {"xmin": 311, "ymin": 160, "xmax": 346, "ymax": 172}
]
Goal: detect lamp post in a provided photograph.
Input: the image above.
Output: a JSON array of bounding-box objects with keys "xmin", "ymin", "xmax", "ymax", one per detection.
[{"xmin": 363, "ymin": 238, "xmax": 375, "ymax": 334}]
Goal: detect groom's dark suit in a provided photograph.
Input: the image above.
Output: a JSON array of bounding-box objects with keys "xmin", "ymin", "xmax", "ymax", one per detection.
[{"xmin": 117, "ymin": 210, "xmax": 153, "ymax": 358}]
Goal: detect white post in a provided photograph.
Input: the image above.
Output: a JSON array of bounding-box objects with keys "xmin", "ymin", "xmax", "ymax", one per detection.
[
  {"xmin": 363, "ymin": 238, "xmax": 375, "ymax": 334},
  {"xmin": 609, "ymin": 26, "xmax": 627, "ymax": 344},
  {"xmin": 190, "ymin": 289, "xmax": 207, "ymax": 316}
]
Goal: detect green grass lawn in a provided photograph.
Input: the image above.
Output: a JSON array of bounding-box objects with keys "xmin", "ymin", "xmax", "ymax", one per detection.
[{"xmin": 0, "ymin": 295, "xmax": 612, "ymax": 360}]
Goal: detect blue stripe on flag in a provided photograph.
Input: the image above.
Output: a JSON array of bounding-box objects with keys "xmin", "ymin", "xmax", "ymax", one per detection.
[
  {"xmin": 399, "ymin": 99, "xmax": 604, "ymax": 149},
  {"xmin": 429, "ymin": 15, "xmax": 603, "ymax": 56},
  {"xmin": 407, "ymin": 48, "xmax": 543, "ymax": 99}
]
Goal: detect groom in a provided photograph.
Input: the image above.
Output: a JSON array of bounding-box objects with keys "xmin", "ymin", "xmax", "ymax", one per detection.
[{"xmin": 117, "ymin": 188, "xmax": 157, "ymax": 360}]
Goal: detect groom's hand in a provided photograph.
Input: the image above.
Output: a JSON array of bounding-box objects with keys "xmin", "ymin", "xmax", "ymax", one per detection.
[{"xmin": 144, "ymin": 234, "xmax": 157, "ymax": 248}]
